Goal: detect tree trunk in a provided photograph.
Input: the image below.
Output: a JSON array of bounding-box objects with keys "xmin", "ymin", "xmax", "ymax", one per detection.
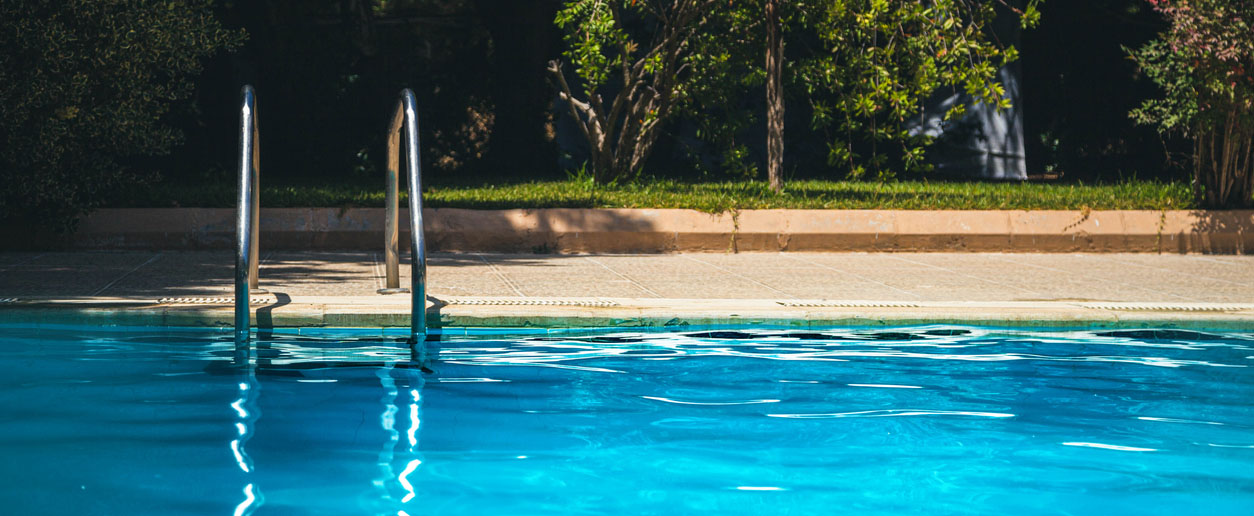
[
  {"xmin": 765, "ymin": 0, "xmax": 784, "ymax": 193},
  {"xmin": 1194, "ymin": 107, "xmax": 1254, "ymax": 209}
]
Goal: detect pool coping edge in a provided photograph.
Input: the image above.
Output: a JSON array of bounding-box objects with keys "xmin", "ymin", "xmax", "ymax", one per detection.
[{"xmin": 4, "ymin": 297, "xmax": 1254, "ymax": 331}]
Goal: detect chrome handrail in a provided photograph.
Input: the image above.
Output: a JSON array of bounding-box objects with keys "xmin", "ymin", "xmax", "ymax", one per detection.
[
  {"xmin": 235, "ymin": 85, "xmax": 261, "ymax": 345},
  {"xmin": 379, "ymin": 89, "xmax": 426, "ymax": 344}
]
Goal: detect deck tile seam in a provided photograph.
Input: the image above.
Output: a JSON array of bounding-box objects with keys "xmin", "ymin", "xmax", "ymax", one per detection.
[
  {"xmin": 885, "ymin": 255, "xmax": 1046, "ymax": 297},
  {"xmin": 1102, "ymin": 256, "xmax": 1252, "ymax": 288},
  {"xmin": 370, "ymin": 252, "xmax": 385, "ymax": 290},
  {"xmin": 779, "ymin": 254, "xmax": 923, "ymax": 299},
  {"xmin": 1190, "ymin": 256, "xmax": 1252, "ymax": 267},
  {"xmin": 988, "ymin": 255, "xmax": 1201, "ymax": 302},
  {"xmin": 678, "ymin": 254, "xmax": 798, "ymax": 299},
  {"xmin": 1069, "ymin": 254, "xmax": 1207, "ymax": 302},
  {"xmin": 475, "ymin": 253, "xmax": 526, "ymax": 297},
  {"xmin": 90, "ymin": 253, "xmax": 164, "ymax": 297},
  {"xmin": 0, "ymin": 253, "xmax": 46, "ymax": 273},
  {"xmin": 582, "ymin": 257, "xmax": 663, "ymax": 298}
]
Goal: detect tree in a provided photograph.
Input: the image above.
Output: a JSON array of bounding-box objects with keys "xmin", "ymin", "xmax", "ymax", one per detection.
[
  {"xmin": 795, "ymin": 1, "xmax": 1042, "ymax": 181},
  {"xmin": 0, "ymin": 0, "xmax": 242, "ymax": 231},
  {"xmin": 1130, "ymin": 0, "xmax": 1254, "ymax": 208},
  {"xmin": 549, "ymin": 0, "xmax": 719, "ymax": 183},
  {"xmin": 678, "ymin": 1, "xmax": 1042, "ymax": 184}
]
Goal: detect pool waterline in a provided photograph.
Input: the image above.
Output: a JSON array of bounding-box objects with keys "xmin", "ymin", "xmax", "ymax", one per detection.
[{"xmin": 5, "ymin": 295, "xmax": 1254, "ymax": 333}]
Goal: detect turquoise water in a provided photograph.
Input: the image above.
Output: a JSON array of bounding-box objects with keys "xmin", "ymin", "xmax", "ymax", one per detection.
[{"xmin": 1, "ymin": 325, "xmax": 1252, "ymax": 515}]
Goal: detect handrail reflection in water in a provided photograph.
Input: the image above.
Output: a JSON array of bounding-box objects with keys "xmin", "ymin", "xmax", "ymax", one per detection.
[
  {"xmin": 231, "ymin": 350, "xmax": 262, "ymax": 515},
  {"xmin": 373, "ymin": 356, "xmax": 425, "ymax": 512}
]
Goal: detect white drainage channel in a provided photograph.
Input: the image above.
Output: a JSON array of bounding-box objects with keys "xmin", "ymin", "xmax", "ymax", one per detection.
[
  {"xmin": 0, "ymin": 298, "xmax": 18, "ymax": 304},
  {"xmin": 779, "ymin": 300, "xmax": 1254, "ymax": 312},
  {"xmin": 443, "ymin": 298, "xmax": 620, "ymax": 307},
  {"xmin": 158, "ymin": 297, "xmax": 272, "ymax": 305},
  {"xmin": 779, "ymin": 301, "xmax": 922, "ymax": 308},
  {"xmin": 1077, "ymin": 303, "xmax": 1254, "ymax": 312}
]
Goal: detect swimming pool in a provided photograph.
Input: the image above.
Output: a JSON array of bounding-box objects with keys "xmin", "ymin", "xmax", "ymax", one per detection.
[{"xmin": 1, "ymin": 325, "xmax": 1251, "ymax": 515}]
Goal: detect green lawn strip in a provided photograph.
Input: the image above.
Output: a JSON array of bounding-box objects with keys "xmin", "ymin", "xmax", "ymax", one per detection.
[{"xmin": 114, "ymin": 179, "xmax": 1195, "ymax": 212}]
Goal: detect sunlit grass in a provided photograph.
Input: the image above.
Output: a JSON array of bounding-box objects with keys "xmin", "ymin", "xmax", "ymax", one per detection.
[{"xmin": 117, "ymin": 178, "xmax": 1195, "ymax": 212}]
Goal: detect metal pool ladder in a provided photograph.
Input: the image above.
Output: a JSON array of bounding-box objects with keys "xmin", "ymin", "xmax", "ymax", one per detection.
[
  {"xmin": 233, "ymin": 87, "xmax": 427, "ymax": 347},
  {"xmin": 377, "ymin": 89, "xmax": 427, "ymax": 344},
  {"xmin": 235, "ymin": 85, "xmax": 261, "ymax": 345}
]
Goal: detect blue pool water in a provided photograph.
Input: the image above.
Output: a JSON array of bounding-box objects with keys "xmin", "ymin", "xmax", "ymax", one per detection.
[{"xmin": 1, "ymin": 325, "xmax": 1252, "ymax": 515}]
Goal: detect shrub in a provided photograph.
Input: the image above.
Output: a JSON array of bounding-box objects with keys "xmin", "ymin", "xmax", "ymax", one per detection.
[
  {"xmin": 671, "ymin": 1, "xmax": 1043, "ymax": 184},
  {"xmin": 0, "ymin": 0, "xmax": 242, "ymax": 231},
  {"xmin": 550, "ymin": 0, "xmax": 723, "ymax": 184},
  {"xmin": 1131, "ymin": 0, "xmax": 1254, "ymax": 208}
]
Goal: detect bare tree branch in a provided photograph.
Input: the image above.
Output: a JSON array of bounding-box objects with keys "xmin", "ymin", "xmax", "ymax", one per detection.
[{"xmin": 548, "ymin": 60, "xmax": 603, "ymax": 153}]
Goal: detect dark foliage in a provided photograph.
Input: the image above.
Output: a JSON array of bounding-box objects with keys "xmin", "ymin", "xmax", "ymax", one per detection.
[
  {"xmin": 0, "ymin": 0, "xmax": 242, "ymax": 230},
  {"xmin": 1020, "ymin": 0, "xmax": 1183, "ymax": 181},
  {"xmin": 163, "ymin": 0, "xmax": 562, "ymax": 192}
]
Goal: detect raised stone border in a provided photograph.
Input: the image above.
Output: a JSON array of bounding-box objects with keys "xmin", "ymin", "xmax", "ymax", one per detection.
[{"xmin": 6, "ymin": 208, "xmax": 1252, "ymax": 253}]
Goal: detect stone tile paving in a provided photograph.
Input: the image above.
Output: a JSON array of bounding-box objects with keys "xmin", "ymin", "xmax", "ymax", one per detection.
[
  {"xmin": 0, "ymin": 251, "xmax": 164, "ymax": 297},
  {"xmin": 95, "ymin": 252, "xmax": 234, "ymax": 298},
  {"xmin": 0, "ymin": 251, "xmax": 1250, "ymax": 304}
]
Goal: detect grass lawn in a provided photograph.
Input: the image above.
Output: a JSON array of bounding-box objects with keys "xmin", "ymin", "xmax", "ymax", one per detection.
[{"xmin": 113, "ymin": 178, "xmax": 1195, "ymax": 212}]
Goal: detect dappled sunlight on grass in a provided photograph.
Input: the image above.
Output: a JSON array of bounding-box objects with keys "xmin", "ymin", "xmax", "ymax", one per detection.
[{"xmin": 116, "ymin": 179, "xmax": 1195, "ymax": 212}]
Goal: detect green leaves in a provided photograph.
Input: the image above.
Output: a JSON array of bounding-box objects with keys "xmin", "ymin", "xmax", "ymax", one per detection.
[
  {"xmin": 785, "ymin": 0, "xmax": 1031, "ymax": 179},
  {"xmin": 556, "ymin": 0, "xmax": 634, "ymax": 93},
  {"xmin": 0, "ymin": 0, "xmax": 242, "ymax": 231},
  {"xmin": 552, "ymin": 0, "xmax": 719, "ymax": 183},
  {"xmin": 677, "ymin": 1, "xmax": 1037, "ymax": 181},
  {"xmin": 1129, "ymin": 0, "xmax": 1254, "ymax": 208},
  {"xmin": 1129, "ymin": 2, "xmax": 1254, "ymax": 137}
]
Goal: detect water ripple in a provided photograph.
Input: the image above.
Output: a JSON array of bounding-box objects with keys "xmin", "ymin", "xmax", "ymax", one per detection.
[
  {"xmin": 1137, "ymin": 416, "xmax": 1224, "ymax": 426},
  {"xmin": 767, "ymin": 409, "xmax": 1016, "ymax": 419},
  {"xmin": 641, "ymin": 396, "xmax": 780, "ymax": 406},
  {"xmin": 1061, "ymin": 442, "xmax": 1157, "ymax": 452},
  {"xmin": 847, "ymin": 383, "xmax": 923, "ymax": 389},
  {"xmin": 431, "ymin": 328, "xmax": 1253, "ymax": 372}
]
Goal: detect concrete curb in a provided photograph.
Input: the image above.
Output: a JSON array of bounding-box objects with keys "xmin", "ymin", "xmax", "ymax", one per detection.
[
  {"xmin": 4, "ymin": 296, "xmax": 1254, "ymax": 331},
  {"xmin": 6, "ymin": 207, "xmax": 1252, "ymax": 253}
]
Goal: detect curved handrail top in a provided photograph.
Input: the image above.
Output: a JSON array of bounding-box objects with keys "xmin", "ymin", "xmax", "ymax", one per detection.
[{"xmin": 241, "ymin": 84, "xmax": 256, "ymax": 106}]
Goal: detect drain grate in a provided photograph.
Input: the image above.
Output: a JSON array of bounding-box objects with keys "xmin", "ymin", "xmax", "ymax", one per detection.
[
  {"xmin": 778, "ymin": 301, "xmax": 921, "ymax": 308},
  {"xmin": 0, "ymin": 298, "xmax": 17, "ymax": 304},
  {"xmin": 444, "ymin": 298, "xmax": 620, "ymax": 307},
  {"xmin": 1080, "ymin": 303, "xmax": 1254, "ymax": 312},
  {"xmin": 158, "ymin": 297, "xmax": 272, "ymax": 305}
]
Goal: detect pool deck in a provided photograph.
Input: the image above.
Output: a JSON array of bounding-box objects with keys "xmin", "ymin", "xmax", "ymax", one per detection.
[{"xmin": 2, "ymin": 251, "xmax": 1253, "ymax": 330}]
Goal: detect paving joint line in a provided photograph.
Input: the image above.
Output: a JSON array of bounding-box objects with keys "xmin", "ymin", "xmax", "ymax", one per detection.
[
  {"xmin": 779, "ymin": 254, "xmax": 922, "ymax": 299},
  {"xmin": 679, "ymin": 254, "xmax": 798, "ymax": 299},
  {"xmin": 1103, "ymin": 256, "xmax": 1251, "ymax": 288},
  {"xmin": 984, "ymin": 254, "xmax": 1195, "ymax": 302},
  {"xmin": 475, "ymin": 253, "xmax": 526, "ymax": 297},
  {"xmin": 886, "ymin": 255, "xmax": 1044, "ymax": 296},
  {"xmin": 1055, "ymin": 255, "xmax": 1201, "ymax": 302},
  {"xmin": 370, "ymin": 252, "xmax": 385, "ymax": 290},
  {"xmin": 90, "ymin": 253, "xmax": 164, "ymax": 297},
  {"xmin": 0, "ymin": 253, "xmax": 46, "ymax": 273},
  {"xmin": 582, "ymin": 257, "xmax": 662, "ymax": 298},
  {"xmin": 1189, "ymin": 256, "xmax": 1250, "ymax": 267}
]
